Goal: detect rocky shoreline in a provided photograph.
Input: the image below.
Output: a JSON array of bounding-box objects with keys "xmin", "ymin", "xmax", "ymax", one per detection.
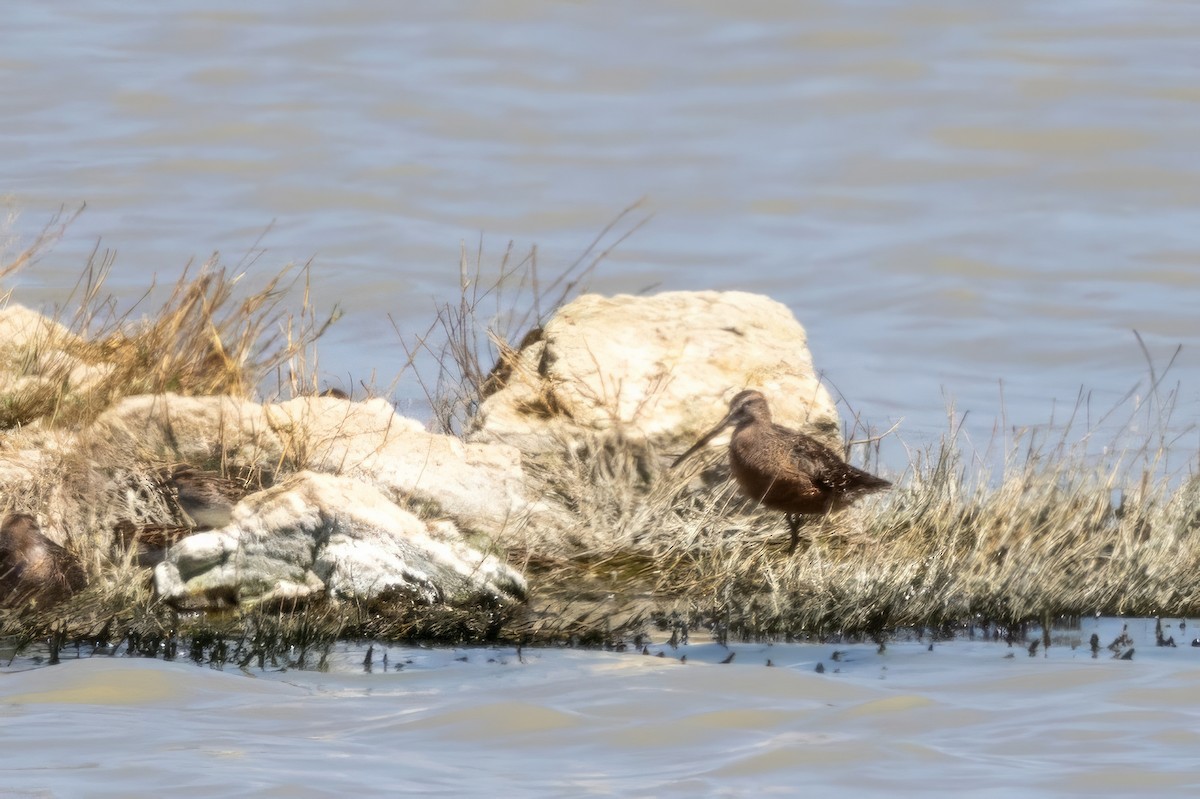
[
  {"xmin": 0, "ymin": 289, "xmax": 843, "ymax": 650},
  {"xmin": 4, "ymin": 277, "xmax": 1198, "ymax": 661}
]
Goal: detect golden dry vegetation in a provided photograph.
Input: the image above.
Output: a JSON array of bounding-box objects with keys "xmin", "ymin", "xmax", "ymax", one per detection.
[{"xmin": 1, "ymin": 207, "xmax": 1197, "ymax": 667}]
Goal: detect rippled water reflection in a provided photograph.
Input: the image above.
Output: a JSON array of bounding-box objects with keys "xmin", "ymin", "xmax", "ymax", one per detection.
[{"xmin": 2, "ymin": 618, "xmax": 1198, "ymax": 796}]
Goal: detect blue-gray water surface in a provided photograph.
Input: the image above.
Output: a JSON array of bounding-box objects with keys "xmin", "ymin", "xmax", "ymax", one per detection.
[
  {"xmin": 5, "ymin": 5, "xmax": 1200, "ymax": 794},
  {"xmin": 6, "ymin": 0, "xmax": 1199, "ymax": 472},
  {"xmin": 2, "ymin": 618, "xmax": 1199, "ymax": 797}
]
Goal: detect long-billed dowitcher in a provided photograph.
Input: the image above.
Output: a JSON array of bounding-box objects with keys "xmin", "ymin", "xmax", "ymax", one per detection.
[{"xmin": 672, "ymin": 389, "xmax": 890, "ymax": 552}]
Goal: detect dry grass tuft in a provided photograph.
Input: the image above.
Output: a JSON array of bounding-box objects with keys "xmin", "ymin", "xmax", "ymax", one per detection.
[
  {"xmin": 0, "ymin": 211, "xmax": 346, "ymax": 661},
  {"xmin": 397, "ymin": 201, "xmax": 651, "ymax": 436},
  {"xmin": 0, "ymin": 211, "xmax": 338, "ymax": 430}
]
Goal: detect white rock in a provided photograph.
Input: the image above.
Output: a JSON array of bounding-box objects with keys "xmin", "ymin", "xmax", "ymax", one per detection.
[
  {"xmin": 0, "ymin": 304, "xmax": 77, "ymax": 355},
  {"xmin": 469, "ymin": 290, "xmax": 842, "ymax": 452},
  {"xmin": 265, "ymin": 396, "xmax": 535, "ymax": 534},
  {"xmin": 153, "ymin": 471, "xmax": 526, "ymax": 610},
  {"xmin": 88, "ymin": 393, "xmax": 283, "ymax": 469},
  {"xmin": 0, "ymin": 304, "xmax": 119, "ymax": 392}
]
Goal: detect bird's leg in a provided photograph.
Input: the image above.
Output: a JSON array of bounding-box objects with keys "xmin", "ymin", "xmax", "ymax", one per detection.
[{"xmin": 786, "ymin": 513, "xmax": 802, "ymax": 554}]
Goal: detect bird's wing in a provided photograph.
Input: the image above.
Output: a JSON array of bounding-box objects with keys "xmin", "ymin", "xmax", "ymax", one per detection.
[
  {"xmin": 785, "ymin": 428, "xmax": 844, "ymax": 471},
  {"xmin": 786, "ymin": 429, "xmax": 890, "ymax": 492}
]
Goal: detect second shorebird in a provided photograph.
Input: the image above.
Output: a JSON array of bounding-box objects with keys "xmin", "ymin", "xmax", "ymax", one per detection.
[
  {"xmin": 672, "ymin": 389, "xmax": 890, "ymax": 552},
  {"xmin": 157, "ymin": 465, "xmax": 248, "ymax": 530}
]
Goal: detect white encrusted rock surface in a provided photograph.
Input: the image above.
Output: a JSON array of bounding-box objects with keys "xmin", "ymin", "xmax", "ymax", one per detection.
[{"xmin": 153, "ymin": 471, "xmax": 527, "ymax": 610}]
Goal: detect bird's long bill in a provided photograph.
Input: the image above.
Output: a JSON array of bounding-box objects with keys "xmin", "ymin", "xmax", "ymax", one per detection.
[{"xmin": 670, "ymin": 412, "xmax": 735, "ymax": 468}]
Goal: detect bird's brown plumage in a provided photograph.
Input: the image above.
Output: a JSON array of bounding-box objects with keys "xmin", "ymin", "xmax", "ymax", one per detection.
[
  {"xmin": 673, "ymin": 390, "xmax": 890, "ymax": 551},
  {"xmin": 0, "ymin": 513, "xmax": 86, "ymax": 606},
  {"xmin": 156, "ymin": 464, "xmax": 248, "ymax": 530}
]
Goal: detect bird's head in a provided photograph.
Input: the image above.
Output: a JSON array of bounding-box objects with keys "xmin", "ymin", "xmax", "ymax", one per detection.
[{"xmin": 671, "ymin": 389, "xmax": 773, "ymax": 468}]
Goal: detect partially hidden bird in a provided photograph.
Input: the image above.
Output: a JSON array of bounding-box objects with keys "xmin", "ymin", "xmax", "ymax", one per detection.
[
  {"xmin": 156, "ymin": 464, "xmax": 248, "ymax": 530},
  {"xmin": 672, "ymin": 389, "xmax": 890, "ymax": 552}
]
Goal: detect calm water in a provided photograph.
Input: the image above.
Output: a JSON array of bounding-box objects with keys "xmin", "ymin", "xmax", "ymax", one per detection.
[
  {"xmin": 5, "ymin": 0, "xmax": 1200, "ymax": 469},
  {"xmin": 2, "ymin": 618, "xmax": 1198, "ymax": 797},
  {"xmin": 4, "ymin": 6, "xmax": 1200, "ymax": 791}
]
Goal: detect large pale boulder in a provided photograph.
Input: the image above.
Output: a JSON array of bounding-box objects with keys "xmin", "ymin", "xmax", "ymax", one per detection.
[
  {"xmin": 265, "ymin": 396, "xmax": 538, "ymax": 534},
  {"xmin": 469, "ymin": 291, "xmax": 842, "ymax": 452},
  {"xmin": 55, "ymin": 394, "xmax": 537, "ymax": 562},
  {"xmin": 153, "ymin": 471, "xmax": 526, "ymax": 610}
]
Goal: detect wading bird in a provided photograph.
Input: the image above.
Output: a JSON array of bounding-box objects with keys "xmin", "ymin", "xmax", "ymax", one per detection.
[{"xmin": 672, "ymin": 389, "xmax": 890, "ymax": 552}]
